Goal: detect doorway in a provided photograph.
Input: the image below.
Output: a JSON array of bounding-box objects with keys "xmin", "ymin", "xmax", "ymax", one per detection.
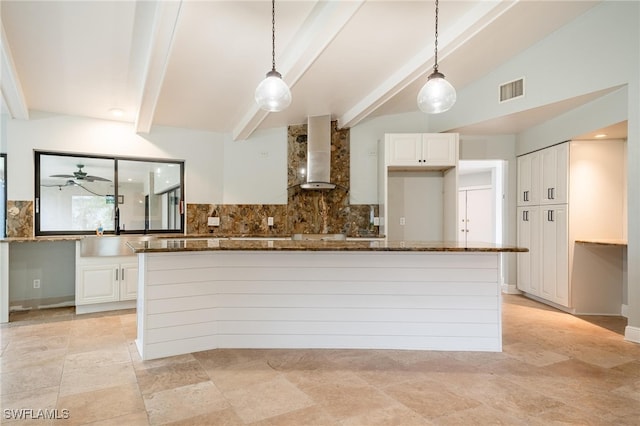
[
  {"xmin": 459, "ymin": 187, "xmax": 494, "ymax": 244},
  {"xmin": 458, "ymin": 160, "xmax": 507, "ymax": 288}
]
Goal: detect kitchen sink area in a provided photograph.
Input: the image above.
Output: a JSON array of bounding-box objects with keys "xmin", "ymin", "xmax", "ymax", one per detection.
[{"xmin": 79, "ymin": 235, "xmax": 158, "ymax": 257}]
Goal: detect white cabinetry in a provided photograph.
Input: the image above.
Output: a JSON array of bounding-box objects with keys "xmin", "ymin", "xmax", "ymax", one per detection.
[
  {"xmin": 76, "ymin": 247, "xmax": 138, "ymax": 314},
  {"xmin": 516, "ymin": 140, "xmax": 625, "ymax": 314},
  {"xmin": 540, "ymin": 204, "xmax": 569, "ymax": 306},
  {"xmin": 386, "ymin": 133, "xmax": 457, "ymax": 168},
  {"xmin": 517, "ymin": 206, "xmax": 540, "ymax": 296},
  {"xmin": 540, "ymin": 143, "xmax": 568, "ymax": 204},
  {"xmin": 516, "ymin": 151, "xmax": 540, "ymax": 206},
  {"xmin": 379, "ymin": 133, "xmax": 458, "ymax": 241}
]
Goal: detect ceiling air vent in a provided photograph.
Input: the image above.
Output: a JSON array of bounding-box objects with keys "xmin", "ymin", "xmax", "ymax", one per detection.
[{"xmin": 499, "ymin": 78, "xmax": 524, "ymax": 103}]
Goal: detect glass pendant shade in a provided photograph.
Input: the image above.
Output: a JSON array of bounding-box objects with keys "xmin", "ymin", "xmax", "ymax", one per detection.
[
  {"xmin": 417, "ymin": 71, "xmax": 457, "ymax": 114},
  {"xmin": 255, "ymin": 70, "xmax": 292, "ymax": 112}
]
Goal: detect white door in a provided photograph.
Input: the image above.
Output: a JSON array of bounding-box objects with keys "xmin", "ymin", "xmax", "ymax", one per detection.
[
  {"xmin": 120, "ymin": 263, "xmax": 138, "ymax": 301},
  {"xmin": 459, "ymin": 188, "xmax": 494, "ymax": 243},
  {"xmin": 541, "ymin": 205, "xmax": 569, "ymax": 306},
  {"xmin": 517, "ymin": 206, "xmax": 541, "ymax": 295}
]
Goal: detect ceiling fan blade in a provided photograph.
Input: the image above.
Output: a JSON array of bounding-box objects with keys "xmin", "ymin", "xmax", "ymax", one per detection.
[
  {"xmin": 50, "ymin": 174, "xmax": 75, "ymax": 178},
  {"xmin": 85, "ymin": 175, "xmax": 111, "ymax": 182}
]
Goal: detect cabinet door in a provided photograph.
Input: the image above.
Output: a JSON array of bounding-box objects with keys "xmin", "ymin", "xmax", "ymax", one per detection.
[
  {"xmin": 541, "ymin": 144, "xmax": 568, "ymax": 205},
  {"xmin": 120, "ymin": 262, "xmax": 138, "ymax": 301},
  {"xmin": 387, "ymin": 134, "xmax": 423, "ymax": 166},
  {"xmin": 541, "ymin": 205, "xmax": 569, "ymax": 306},
  {"xmin": 517, "ymin": 152, "xmax": 540, "ymax": 206},
  {"xmin": 422, "ymin": 134, "xmax": 456, "ymax": 167},
  {"xmin": 77, "ymin": 263, "xmax": 119, "ymax": 305},
  {"xmin": 517, "ymin": 206, "xmax": 540, "ymax": 295}
]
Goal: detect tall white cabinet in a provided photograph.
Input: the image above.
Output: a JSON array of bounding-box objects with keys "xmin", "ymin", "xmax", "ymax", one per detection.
[
  {"xmin": 516, "ymin": 140, "xmax": 626, "ymax": 314},
  {"xmin": 379, "ymin": 133, "xmax": 458, "ymax": 241}
]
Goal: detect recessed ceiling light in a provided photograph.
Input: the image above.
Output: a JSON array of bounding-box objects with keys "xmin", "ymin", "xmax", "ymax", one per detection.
[
  {"xmin": 109, "ymin": 108, "xmax": 124, "ymax": 117},
  {"xmin": 595, "ymin": 133, "xmax": 607, "ymax": 138}
]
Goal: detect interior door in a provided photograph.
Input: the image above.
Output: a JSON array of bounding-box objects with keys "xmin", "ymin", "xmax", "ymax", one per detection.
[{"xmin": 459, "ymin": 188, "xmax": 494, "ymax": 243}]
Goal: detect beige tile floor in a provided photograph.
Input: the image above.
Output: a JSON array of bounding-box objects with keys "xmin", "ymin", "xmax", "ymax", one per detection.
[{"xmin": 1, "ymin": 295, "xmax": 639, "ymax": 425}]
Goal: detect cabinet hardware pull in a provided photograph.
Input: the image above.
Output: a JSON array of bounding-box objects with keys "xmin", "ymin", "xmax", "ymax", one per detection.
[
  {"xmin": 121, "ymin": 268, "xmax": 125, "ymax": 281},
  {"xmin": 115, "ymin": 268, "xmax": 119, "ymax": 281},
  {"xmin": 523, "ymin": 190, "xmax": 529, "ymax": 202},
  {"xmin": 547, "ymin": 210, "xmax": 554, "ymax": 222},
  {"xmin": 551, "ymin": 187, "xmax": 555, "ymax": 199}
]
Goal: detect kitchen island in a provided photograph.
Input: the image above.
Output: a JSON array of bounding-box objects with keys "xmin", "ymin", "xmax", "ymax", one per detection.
[{"xmin": 127, "ymin": 238, "xmax": 525, "ymax": 360}]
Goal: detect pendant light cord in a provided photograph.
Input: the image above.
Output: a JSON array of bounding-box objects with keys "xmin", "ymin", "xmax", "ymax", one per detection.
[
  {"xmin": 271, "ymin": 0, "xmax": 276, "ymax": 72},
  {"xmin": 433, "ymin": 0, "xmax": 439, "ymax": 73}
]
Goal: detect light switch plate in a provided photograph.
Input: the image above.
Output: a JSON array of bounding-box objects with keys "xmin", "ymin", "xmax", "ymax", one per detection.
[
  {"xmin": 268, "ymin": 217, "xmax": 274, "ymax": 226},
  {"xmin": 373, "ymin": 217, "xmax": 380, "ymax": 226},
  {"xmin": 208, "ymin": 217, "xmax": 220, "ymax": 226}
]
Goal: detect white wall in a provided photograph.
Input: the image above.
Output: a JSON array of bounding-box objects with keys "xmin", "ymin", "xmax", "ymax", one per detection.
[
  {"xmin": 429, "ymin": 1, "xmax": 637, "ymax": 136},
  {"xmin": 6, "ymin": 111, "xmax": 225, "ymax": 204},
  {"xmin": 222, "ymin": 127, "xmax": 288, "ymax": 204},
  {"xmin": 349, "ymin": 111, "xmax": 430, "ymax": 204},
  {"xmin": 1, "ymin": 113, "xmax": 7, "ymax": 152},
  {"xmin": 518, "ymin": 88, "xmax": 628, "ymax": 155}
]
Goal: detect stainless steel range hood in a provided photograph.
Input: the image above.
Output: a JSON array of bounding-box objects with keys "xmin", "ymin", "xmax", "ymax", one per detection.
[{"xmin": 300, "ymin": 115, "xmax": 336, "ymax": 190}]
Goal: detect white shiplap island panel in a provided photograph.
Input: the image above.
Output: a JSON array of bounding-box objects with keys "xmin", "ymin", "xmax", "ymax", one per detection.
[{"xmin": 135, "ymin": 250, "xmax": 502, "ymax": 360}]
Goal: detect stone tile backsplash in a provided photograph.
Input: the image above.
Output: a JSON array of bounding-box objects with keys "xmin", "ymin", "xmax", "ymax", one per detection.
[
  {"xmin": 6, "ymin": 200, "xmax": 34, "ymax": 238},
  {"xmin": 187, "ymin": 121, "xmax": 380, "ymax": 237}
]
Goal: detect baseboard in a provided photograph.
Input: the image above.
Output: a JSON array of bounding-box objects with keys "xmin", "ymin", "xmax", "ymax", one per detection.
[
  {"xmin": 621, "ymin": 304, "xmax": 629, "ymax": 318},
  {"xmin": 75, "ymin": 300, "xmax": 136, "ymax": 315},
  {"xmin": 501, "ymin": 283, "xmax": 522, "ymax": 295},
  {"xmin": 522, "ymin": 292, "xmax": 574, "ymax": 314},
  {"xmin": 624, "ymin": 326, "xmax": 640, "ymax": 344}
]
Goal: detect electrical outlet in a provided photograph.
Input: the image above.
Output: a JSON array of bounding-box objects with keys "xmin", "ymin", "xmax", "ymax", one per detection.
[
  {"xmin": 400, "ymin": 217, "xmax": 406, "ymax": 226},
  {"xmin": 373, "ymin": 217, "xmax": 380, "ymax": 226},
  {"xmin": 33, "ymin": 279, "xmax": 41, "ymax": 289},
  {"xmin": 208, "ymin": 217, "xmax": 220, "ymax": 226},
  {"xmin": 267, "ymin": 217, "xmax": 274, "ymax": 226}
]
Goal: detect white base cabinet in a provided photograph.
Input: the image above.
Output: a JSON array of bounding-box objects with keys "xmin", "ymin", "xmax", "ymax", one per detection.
[
  {"xmin": 540, "ymin": 204, "xmax": 569, "ymax": 307},
  {"xmin": 76, "ymin": 247, "xmax": 138, "ymax": 314}
]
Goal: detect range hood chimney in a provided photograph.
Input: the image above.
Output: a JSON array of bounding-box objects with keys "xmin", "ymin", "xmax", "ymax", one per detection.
[{"xmin": 300, "ymin": 115, "xmax": 336, "ymax": 190}]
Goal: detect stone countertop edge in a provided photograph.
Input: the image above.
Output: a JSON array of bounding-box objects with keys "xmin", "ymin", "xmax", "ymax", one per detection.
[
  {"xmin": 574, "ymin": 239, "xmax": 628, "ymax": 247},
  {"xmin": 0, "ymin": 233, "xmax": 385, "ymax": 243},
  {"xmin": 126, "ymin": 239, "xmax": 527, "ymax": 253}
]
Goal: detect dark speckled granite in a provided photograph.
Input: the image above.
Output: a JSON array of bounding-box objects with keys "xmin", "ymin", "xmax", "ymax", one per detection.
[
  {"xmin": 127, "ymin": 238, "xmax": 527, "ymax": 253},
  {"xmin": 186, "ymin": 121, "xmax": 379, "ymax": 237}
]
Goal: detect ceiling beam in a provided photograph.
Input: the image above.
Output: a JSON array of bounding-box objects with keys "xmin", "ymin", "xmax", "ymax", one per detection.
[
  {"xmin": 135, "ymin": 0, "xmax": 183, "ymax": 134},
  {"xmin": 232, "ymin": 0, "xmax": 365, "ymax": 141},
  {"xmin": 1, "ymin": 22, "xmax": 29, "ymax": 120},
  {"xmin": 337, "ymin": 0, "xmax": 520, "ymax": 129}
]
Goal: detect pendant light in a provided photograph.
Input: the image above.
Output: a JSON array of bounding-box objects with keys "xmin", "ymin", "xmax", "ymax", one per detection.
[
  {"xmin": 255, "ymin": 0, "xmax": 291, "ymax": 112},
  {"xmin": 417, "ymin": 0, "xmax": 456, "ymax": 114}
]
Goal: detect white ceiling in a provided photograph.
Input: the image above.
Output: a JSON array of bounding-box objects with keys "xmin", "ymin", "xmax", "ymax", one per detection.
[{"xmin": 2, "ymin": 0, "xmax": 618, "ymax": 140}]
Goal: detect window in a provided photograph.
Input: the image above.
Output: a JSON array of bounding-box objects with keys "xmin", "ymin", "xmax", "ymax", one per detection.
[
  {"xmin": 1, "ymin": 153, "xmax": 6, "ymax": 238},
  {"xmin": 35, "ymin": 152, "xmax": 184, "ymax": 235}
]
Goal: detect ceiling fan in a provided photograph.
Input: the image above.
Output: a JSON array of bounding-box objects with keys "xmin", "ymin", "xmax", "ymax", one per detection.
[{"xmin": 50, "ymin": 164, "xmax": 111, "ymax": 182}]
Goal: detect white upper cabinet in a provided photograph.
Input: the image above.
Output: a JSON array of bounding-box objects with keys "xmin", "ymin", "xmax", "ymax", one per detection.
[
  {"xmin": 516, "ymin": 151, "xmax": 540, "ymax": 206},
  {"xmin": 386, "ymin": 133, "xmax": 457, "ymax": 168},
  {"xmin": 540, "ymin": 143, "xmax": 568, "ymax": 205},
  {"xmin": 518, "ymin": 143, "xmax": 568, "ymax": 207}
]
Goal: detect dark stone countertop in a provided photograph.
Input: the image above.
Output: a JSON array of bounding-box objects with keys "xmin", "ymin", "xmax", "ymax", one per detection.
[{"xmin": 126, "ymin": 238, "xmax": 527, "ymax": 253}]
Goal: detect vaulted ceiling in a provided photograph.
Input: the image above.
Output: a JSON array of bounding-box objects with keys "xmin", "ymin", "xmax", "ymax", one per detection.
[{"xmin": 1, "ymin": 0, "xmax": 606, "ymax": 140}]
